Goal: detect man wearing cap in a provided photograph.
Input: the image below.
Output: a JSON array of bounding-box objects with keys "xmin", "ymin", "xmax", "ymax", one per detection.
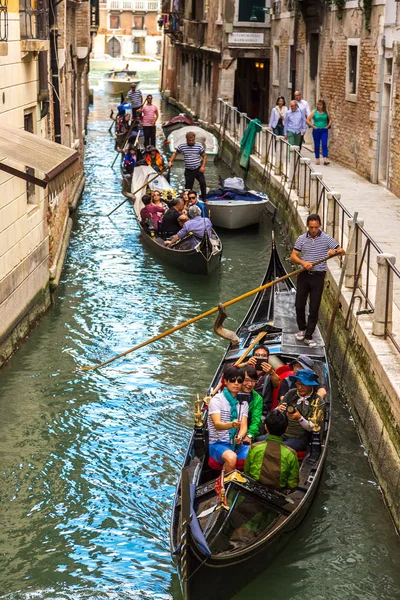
[
  {"xmin": 291, "ymin": 213, "xmax": 345, "ymax": 348},
  {"xmin": 278, "ymin": 369, "xmax": 326, "ymax": 451},
  {"xmin": 164, "ymin": 205, "xmax": 213, "ymax": 245},
  {"xmin": 279, "ymin": 354, "xmax": 326, "ymax": 400}
]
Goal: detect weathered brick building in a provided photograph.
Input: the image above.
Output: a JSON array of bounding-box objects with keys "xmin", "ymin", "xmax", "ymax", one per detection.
[
  {"xmin": 0, "ymin": 0, "xmax": 95, "ymax": 366},
  {"xmin": 160, "ymin": 0, "xmax": 272, "ymax": 124}
]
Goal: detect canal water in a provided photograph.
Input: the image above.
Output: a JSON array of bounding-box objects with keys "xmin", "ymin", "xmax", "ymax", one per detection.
[{"xmin": 0, "ymin": 69, "xmax": 399, "ymax": 600}]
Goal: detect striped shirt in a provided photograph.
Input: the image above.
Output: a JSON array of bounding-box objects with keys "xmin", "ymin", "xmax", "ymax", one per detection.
[
  {"xmin": 176, "ymin": 142, "xmax": 205, "ymax": 170},
  {"xmin": 294, "ymin": 230, "xmax": 339, "ymax": 272},
  {"xmin": 208, "ymin": 392, "xmax": 248, "ymax": 444},
  {"xmin": 127, "ymin": 89, "xmax": 143, "ymax": 108}
]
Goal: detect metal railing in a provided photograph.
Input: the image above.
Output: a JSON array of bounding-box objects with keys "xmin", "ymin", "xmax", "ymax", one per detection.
[
  {"xmin": 20, "ymin": 0, "xmax": 48, "ymax": 40},
  {"xmin": 217, "ymin": 98, "xmax": 400, "ymax": 354},
  {"xmin": 0, "ymin": 0, "xmax": 7, "ymax": 42},
  {"xmin": 106, "ymin": 0, "xmax": 159, "ymax": 9}
]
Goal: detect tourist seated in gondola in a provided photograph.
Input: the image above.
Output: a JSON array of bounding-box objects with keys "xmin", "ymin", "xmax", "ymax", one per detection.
[
  {"xmin": 159, "ymin": 198, "xmax": 188, "ymax": 239},
  {"xmin": 208, "ymin": 366, "xmax": 249, "ymax": 473},
  {"xmin": 188, "ymin": 190, "xmax": 208, "ymax": 218},
  {"xmin": 242, "ymin": 346, "xmax": 281, "ymax": 417},
  {"xmin": 116, "ymin": 111, "xmax": 131, "ymax": 135},
  {"xmin": 140, "ymin": 194, "xmax": 165, "ymax": 230},
  {"xmin": 244, "ymin": 410, "xmax": 299, "ymax": 490},
  {"xmin": 151, "ymin": 189, "xmax": 168, "ymax": 210},
  {"xmin": 164, "ymin": 205, "xmax": 212, "ymax": 246},
  {"xmin": 144, "ymin": 146, "xmax": 166, "ymax": 174},
  {"xmin": 240, "ymin": 367, "xmax": 263, "ymax": 444},
  {"xmin": 277, "ymin": 369, "xmax": 325, "ymax": 451},
  {"xmin": 123, "ymin": 146, "xmax": 137, "ymax": 175},
  {"xmin": 279, "ymin": 354, "xmax": 327, "ymax": 401}
]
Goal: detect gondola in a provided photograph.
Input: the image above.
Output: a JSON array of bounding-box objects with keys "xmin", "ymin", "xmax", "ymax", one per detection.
[
  {"xmin": 170, "ymin": 238, "xmax": 331, "ymax": 599},
  {"xmin": 129, "ymin": 165, "xmax": 223, "ymax": 276},
  {"xmin": 162, "ymin": 114, "xmax": 198, "ymax": 138}
]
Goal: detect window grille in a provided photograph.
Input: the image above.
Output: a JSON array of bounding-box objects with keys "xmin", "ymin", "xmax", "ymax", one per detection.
[
  {"xmin": 19, "ymin": 0, "xmax": 49, "ymax": 40},
  {"xmin": 0, "ymin": 0, "xmax": 7, "ymax": 42}
]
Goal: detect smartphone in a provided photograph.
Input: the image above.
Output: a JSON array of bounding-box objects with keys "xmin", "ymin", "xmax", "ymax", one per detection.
[
  {"xmin": 236, "ymin": 392, "xmax": 251, "ymax": 404},
  {"xmin": 255, "ymin": 358, "xmax": 266, "ymax": 370}
]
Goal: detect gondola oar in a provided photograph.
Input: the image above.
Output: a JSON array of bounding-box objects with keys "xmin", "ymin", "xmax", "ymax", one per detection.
[{"xmin": 79, "ymin": 251, "xmax": 341, "ymax": 372}]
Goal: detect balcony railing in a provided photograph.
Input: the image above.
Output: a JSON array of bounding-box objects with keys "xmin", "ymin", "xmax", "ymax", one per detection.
[
  {"xmin": 106, "ymin": 0, "xmax": 159, "ymax": 10},
  {"xmin": 20, "ymin": 0, "xmax": 49, "ymax": 40},
  {"xmin": 0, "ymin": 0, "xmax": 7, "ymax": 42}
]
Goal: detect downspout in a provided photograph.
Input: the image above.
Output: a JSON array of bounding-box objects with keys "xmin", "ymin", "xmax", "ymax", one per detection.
[
  {"xmin": 49, "ymin": 0, "xmax": 61, "ymax": 143},
  {"xmin": 375, "ymin": 35, "xmax": 385, "ymax": 183},
  {"xmin": 38, "ymin": 50, "xmax": 49, "ymax": 119},
  {"xmin": 291, "ymin": 3, "xmax": 299, "ymax": 99}
]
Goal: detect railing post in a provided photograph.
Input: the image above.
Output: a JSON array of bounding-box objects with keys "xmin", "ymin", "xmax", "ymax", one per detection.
[
  {"xmin": 260, "ymin": 127, "xmax": 268, "ymax": 163},
  {"xmin": 344, "ymin": 218, "xmax": 364, "ymax": 289},
  {"xmin": 265, "ymin": 127, "xmax": 274, "ymax": 166},
  {"xmin": 309, "ymin": 173, "xmax": 322, "ymax": 215},
  {"xmin": 239, "ymin": 113, "xmax": 246, "ymax": 139},
  {"xmin": 229, "ymin": 106, "xmax": 237, "ymax": 137},
  {"xmin": 289, "ymin": 146, "xmax": 300, "ymax": 192},
  {"xmin": 372, "ymin": 253, "xmax": 396, "ymax": 336},
  {"xmin": 274, "ymin": 136, "xmax": 283, "ymax": 175},
  {"xmin": 298, "ymin": 157, "xmax": 311, "ymax": 206},
  {"xmin": 217, "ymin": 99, "xmax": 223, "ymax": 125},
  {"xmin": 326, "ymin": 191, "xmax": 340, "ymax": 238}
]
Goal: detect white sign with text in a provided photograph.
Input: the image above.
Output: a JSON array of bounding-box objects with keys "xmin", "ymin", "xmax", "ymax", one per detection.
[{"xmin": 228, "ymin": 32, "xmax": 264, "ymax": 45}]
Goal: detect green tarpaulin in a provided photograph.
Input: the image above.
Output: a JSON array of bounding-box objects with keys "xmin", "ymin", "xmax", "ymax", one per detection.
[{"xmin": 239, "ymin": 118, "xmax": 262, "ymax": 169}]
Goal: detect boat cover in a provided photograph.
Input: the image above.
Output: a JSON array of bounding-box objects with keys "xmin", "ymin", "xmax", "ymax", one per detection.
[{"xmin": 206, "ymin": 188, "xmax": 265, "ymax": 202}]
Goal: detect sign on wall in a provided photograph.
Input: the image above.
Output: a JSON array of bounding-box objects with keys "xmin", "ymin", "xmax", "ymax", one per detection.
[{"xmin": 228, "ymin": 32, "xmax": 264, "ymax": 45}]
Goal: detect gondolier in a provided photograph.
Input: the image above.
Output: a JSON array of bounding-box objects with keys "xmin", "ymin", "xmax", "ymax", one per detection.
[
  {"xmin": 290, "ymin": 213, "xmax": 345, "ymax": 347},
  {"xmin": 167, "ymin": 131, "xmax": 207, "ymax": 200},
  {"xmin": 126, "ymin": 82, "xmax": 143, "ymax": 118}
]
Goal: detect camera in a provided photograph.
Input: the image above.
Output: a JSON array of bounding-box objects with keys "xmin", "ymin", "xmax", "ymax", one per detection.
[
  {"xmin": 287, "ymin": 405, "xmax": 297, "ymax": 415},
  {"xmin": 237, "ymin": 392, "xmax": 251, "ymax": 404}
]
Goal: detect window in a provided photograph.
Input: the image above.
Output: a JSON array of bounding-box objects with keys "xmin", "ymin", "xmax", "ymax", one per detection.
[
  {"xmin": 346, "ymin": 39, "xmax": 360, "ymax": 100},
  {"xmin": 133, "ymin": 15, "xmax": 144, "ymax": 29},
  {"xmin": 273, "ymin": 44, "xmax": 279, "ymax": 86},
  {"xmin": 133, "ymin": 38, "xmax": 140, "ymax": 53},
  {"xmin": 288, "ymin": 40, "xmax": 294, "ymax": 89},
  {"xmin": 109, "ymin": 14, "xmax": 119, "ymax": 29},
  {"xmin": 24, "ymin": 112, "xmax": 36, "ymax": 205},
  {"xmin": 238, "ymin": 0, "xmax": 265, "ymax": 22},
  {"xmin": 156, "ymin": 39, "xmax": 161, "ymax": 55},
  {"xmin": 0, "ymin": 0, "xmax": 8, "ymax": 42}
]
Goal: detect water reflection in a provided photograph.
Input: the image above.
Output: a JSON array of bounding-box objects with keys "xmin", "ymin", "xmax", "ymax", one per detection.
[{"xmin": 0, "ymin": 71, "xmax": 399, "ymax": 600}]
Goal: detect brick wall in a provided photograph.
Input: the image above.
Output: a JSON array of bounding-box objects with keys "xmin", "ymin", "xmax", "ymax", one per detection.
[{"xmin": 389, "ymin": 43, "xmax": 400, "ymax": 196}]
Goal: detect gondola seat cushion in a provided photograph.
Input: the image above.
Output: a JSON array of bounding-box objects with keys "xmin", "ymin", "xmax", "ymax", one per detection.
[
  {"xmin": 271, "ymin": 365, "xmax": 294, "ymax": 409},
  {"xmin": 208, "ymin": 457, "xmax": 245, "ymax": 471}
]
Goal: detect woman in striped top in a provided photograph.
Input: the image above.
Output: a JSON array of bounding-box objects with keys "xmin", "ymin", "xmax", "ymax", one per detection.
[{"xmin": 208, "ymin": 366, "xmax": 249, "ymax": 473}]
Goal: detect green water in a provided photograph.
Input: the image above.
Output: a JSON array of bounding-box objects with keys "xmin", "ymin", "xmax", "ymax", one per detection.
[{"xmin": 0, "ymin": 68, "xmax": 398, "ymax": 600}]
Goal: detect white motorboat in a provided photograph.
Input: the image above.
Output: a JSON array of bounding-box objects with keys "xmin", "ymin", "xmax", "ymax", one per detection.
[
  {"xmin": 91, "ymin": 54, "xmax": 161, "ymax": 72},
  {"xmin": 167, "ymin": 126, "xmax": 218, "ymax": 160},
  {"xmin": 102, "ymin": 70, "xmax": 141, "ymax": 94},
  {"xmin": 205, "ymin": 177, "xmax": 270, "ymax": 230}
]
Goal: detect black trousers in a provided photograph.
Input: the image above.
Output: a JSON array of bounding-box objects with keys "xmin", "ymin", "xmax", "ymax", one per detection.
[
  {"xmin": 143, "ymin": 126, "xmax": 156, "ymax": 148},
  {"xmin": 295, "ymin": 271, "xmax": 326, "ymax": 339},
  {"xmin": 184, "ymin": 167, "xmax": 207, "ymax": 200}
]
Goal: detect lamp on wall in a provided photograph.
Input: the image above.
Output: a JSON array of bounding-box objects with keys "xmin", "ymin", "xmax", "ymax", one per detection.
[{"xmin": 255, "ymin": 61, "xmax": 265, "ymax": 69}]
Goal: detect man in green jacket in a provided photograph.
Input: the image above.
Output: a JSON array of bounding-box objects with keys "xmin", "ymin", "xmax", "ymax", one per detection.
[
  {"xmin": 244, "ymin": 410, "xmax": 299, "ymax": 490},
  {"xmin": 241, "ymin": 367, "xmax": 264, "ymax": 444}
]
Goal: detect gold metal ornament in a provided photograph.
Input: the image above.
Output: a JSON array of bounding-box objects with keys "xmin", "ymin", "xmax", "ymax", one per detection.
[
  {"xmin": 194, "ymin": 394, "xmax": 203, "ymax": 427},
  {"xmin": 308, "ymin": 396, "xmax": 324, "ymax": 433}
]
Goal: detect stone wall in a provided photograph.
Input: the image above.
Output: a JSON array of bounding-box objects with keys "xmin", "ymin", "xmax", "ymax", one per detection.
[{"xmin": 389, "ymin": 42, "xmax": 400, "ymax": 196}]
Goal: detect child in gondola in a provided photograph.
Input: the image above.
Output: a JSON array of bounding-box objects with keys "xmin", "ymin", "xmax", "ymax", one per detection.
[{"xmin": 123, "ymin": 146, "xmax": 137, "ymax": 175}]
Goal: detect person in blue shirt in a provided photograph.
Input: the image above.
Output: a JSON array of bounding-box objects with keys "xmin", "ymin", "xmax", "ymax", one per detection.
[
  {"xmin": 284, "ymin": 100, "xmax": 306, "ymax": 147},
  {"xmin": 188, "ymin": 190, "xmax": 208, "ymax": 218},
  {"xmin": 164, "ymin": 205, "xmax": 212, "ymax": 245},
  {"xmin": 123, "ymin": 147, "xmax": 137, "ymax": 174}
]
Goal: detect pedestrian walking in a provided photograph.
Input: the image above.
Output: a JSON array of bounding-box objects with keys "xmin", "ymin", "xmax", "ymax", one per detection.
[
  {"xmin": 140, "ymin": 94, "xmax": 158, "ymax": 148},
  {"xmin": 126, "ymin": 82, "xmax": 143, "ymax": 119},
  {"xmin": 306, "ymin": 99, "xmax": 332, "ymax": 166},
  {"xmin": 269, "ymin": 96, "xmax": 287, "ymax": 137},
  {"xmin": 290, "ymin": 214, "xmax": 345, "ymax": 347},
  {"xmin": 284, "ymin": 100, "xmax": 306, "ymax": 148},
  {"xmin": 167, "ymin": 131, "xmax": 207, "ymax": 200},
  {"xmin": 294, "ymin": 90, "xmax": 310, "ymax": 149}
]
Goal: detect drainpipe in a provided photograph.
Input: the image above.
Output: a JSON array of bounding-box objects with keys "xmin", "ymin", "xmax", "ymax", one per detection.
[
  {"xmin": 291, "ymin": 7, "xmax": 299, "ymax": 99},
  {"xmin": 49, "ymin": 0, "xmax": 61, "ymax": 143},
  {"xmin": 38, "ymin": 50, "xmax": 49, "ymax": 119},
  {"xmin": 375, "ymin": 35, "xmax": 386, "ymax": 183}
]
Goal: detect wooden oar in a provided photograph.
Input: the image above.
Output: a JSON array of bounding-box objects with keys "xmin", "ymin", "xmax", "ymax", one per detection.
[{"xmin": 79, "ymin": 252, "xmax": 340, "ymax": 372}]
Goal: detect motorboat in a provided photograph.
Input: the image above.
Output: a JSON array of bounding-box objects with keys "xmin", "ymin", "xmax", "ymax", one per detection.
[
  {"xmin": 102, "ymin": 70, "xmax": 141, "ymax": 94},
  {"xmin": 91, "ymin": 54, "xmax": 160, "ymax": 72},
  {"xmin": 162, "ymin": 114, "xmax": 198, "ymax": 138},
  {"xmin": 205, "ymin": 177, "xmax": 270, "ymax": 229},
  {"xmin": 167, "ymin": 126, "xmax": 218, "ymax": 160}
]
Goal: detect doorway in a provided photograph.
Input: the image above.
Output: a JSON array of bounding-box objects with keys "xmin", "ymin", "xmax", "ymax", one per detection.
[
  {"xmin": 107, "ymin": 36, "xmax": 121, "ymax": 58},
  {"xmin": 378, "ymin": 56, "xmax": 393, "ymax": 185},
  {"xmin": 234, "ymin": 58, "xmax": 269, "ymax": 123}
]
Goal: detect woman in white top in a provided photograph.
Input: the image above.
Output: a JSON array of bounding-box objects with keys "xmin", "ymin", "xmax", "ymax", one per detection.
[
  {"xmin": 208, "ymin": 366, "xmax": 249, "ymax": 473},
  {"xmin": 269, "ymin": 96, "xmax": 288, "ymax": 137}
]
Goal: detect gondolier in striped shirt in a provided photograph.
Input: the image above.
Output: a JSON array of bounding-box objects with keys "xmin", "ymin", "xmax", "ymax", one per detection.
[
  {"xmin": 290, "ymin": 213, "xmax": 345, "ymax": 348},
  {"xmin": 125, "ymin": 82, "xmax": 143, "ymax": 118},
  {"xmin": 167, "ymin": 131, "xmax": 207, "ymax": 200}
]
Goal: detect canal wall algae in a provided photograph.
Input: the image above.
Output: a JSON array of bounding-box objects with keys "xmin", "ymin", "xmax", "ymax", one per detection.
[{"xmin": 213, "ymin": 122, "xmax": 400, "ymax": 531}]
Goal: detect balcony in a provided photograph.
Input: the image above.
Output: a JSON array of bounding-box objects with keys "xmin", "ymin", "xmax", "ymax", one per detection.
[
  {"xmin": 106, "ymin": 0, "xmax": 159, "ymax": 10},
  {"xmin": 20, "ymin": 0, "xmax": 49, "ymax": 51}
]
